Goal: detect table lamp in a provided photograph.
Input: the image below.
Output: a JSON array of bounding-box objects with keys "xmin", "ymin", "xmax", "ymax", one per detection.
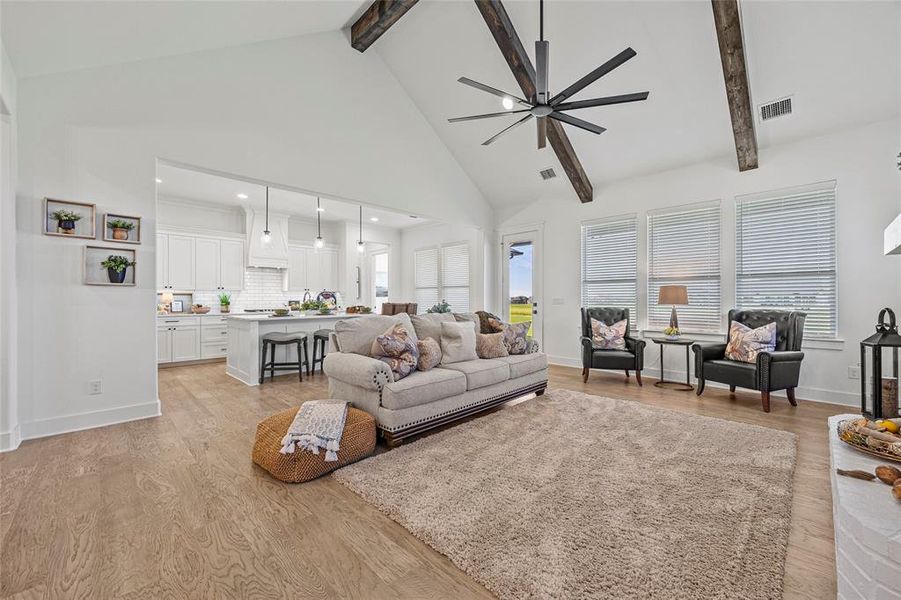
[
  {"xmin": 161, "ymin": 291, "xmax": 175, "ymax": 313},
  {"xmin": 658, "ymin": 285, "xmax": 688, "ymax": 332}
]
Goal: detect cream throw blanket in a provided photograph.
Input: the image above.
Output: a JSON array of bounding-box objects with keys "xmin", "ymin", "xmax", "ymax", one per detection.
[{"xmin": 279, "ymin": 400, "xmax": 349, "ymax": 462}]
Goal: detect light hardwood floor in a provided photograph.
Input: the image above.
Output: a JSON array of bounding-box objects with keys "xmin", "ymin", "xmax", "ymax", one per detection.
[{"xmin": 1, "ymin": 363, "xmax": 844, "ymax": 599}]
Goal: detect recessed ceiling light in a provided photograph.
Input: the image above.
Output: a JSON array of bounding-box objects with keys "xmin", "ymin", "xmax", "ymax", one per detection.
[
  {"xmin": 236, "ymin": 193, "xmax": 248, "ymax": 199},
  {"xmin": 370, "ymin": 217, "xmax": 379, "ymax": 222},
  {"xmin": 155, "ymin": 178, "xmax": 162, "ymax": 184}
]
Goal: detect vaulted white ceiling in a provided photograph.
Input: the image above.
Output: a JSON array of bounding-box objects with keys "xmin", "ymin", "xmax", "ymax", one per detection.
[
  {"xmin": 0, "ymin": 0, "xmax": 367, "ymax": 78},
  {"xmin": 374, "ymin": 0, "xmax": 899, "ymax": 209},
  {"xmin": 2, "ymin": 0, "xmax": 897, "ymax": 212}
]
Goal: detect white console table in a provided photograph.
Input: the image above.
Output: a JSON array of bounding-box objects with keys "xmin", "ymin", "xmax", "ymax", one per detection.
[{"xmin": 828, "ymin": 414, "xmax": 901, "ymax": 599}]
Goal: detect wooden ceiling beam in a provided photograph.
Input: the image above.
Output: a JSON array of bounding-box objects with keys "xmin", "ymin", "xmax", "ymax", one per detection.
[
  {"xmin": 711, "ymin": 0, "xmax": 758, "ymax": 171},
  {"xmin": 474, "ymin": 0, "xmax": 594, "ymax": 203},
  {"xmin": 351, "ymin": 0, "xmax": 419, "ymax": 53}
]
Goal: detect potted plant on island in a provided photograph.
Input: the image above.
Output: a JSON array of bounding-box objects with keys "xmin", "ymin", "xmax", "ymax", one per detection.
[
  {"xmin": 218, "ymin": 292, "xmax": 231, "ymax": 313},
  {"xmin": 100, "ymin": 254, "xmax": 136, "ymax": 284},
  {"xmin": 107, "ymin": 218, "xmax": 136, "ymax": 241},
  {"xmin": 51, "ymin": 209, "xmax": 82, "ymax": 235}
]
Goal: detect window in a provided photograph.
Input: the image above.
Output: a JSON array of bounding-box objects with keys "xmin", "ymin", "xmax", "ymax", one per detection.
[
  {"xmin": 413, "ymin": 243, "xmax": 470, "ymax": 313},
  {"xmin": 371, "ymin": 251, "xmax": 389, "ymax": 311},
  {"xmin": 736, "ymin": 181, "xmax": 837, "ymax": 338},
  {"xmin": 580, "ymin": 216, "xmax": 638, "ymax": 320},
  {"xmin": 648, "ymin": 201, "xmax": 721, "ymax": 332}
]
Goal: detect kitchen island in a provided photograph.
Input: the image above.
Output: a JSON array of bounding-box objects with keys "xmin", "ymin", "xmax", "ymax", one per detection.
[{"xmin": 226, "ymin": 312, "xmax": 360, "ymax": 385}]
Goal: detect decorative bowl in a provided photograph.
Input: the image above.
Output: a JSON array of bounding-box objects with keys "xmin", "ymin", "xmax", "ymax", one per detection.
[
  {"xmin": 837, "ymin": 418, "xmax": 901, "ymax": 463},
  {"xmin": 192, "ymin": 306, "xmax": 211, "ymax": 314},
  {"xmin": 318, "ymin": 308, "xmax": 333, "ymax": 315},
  {"xmin": 273, "ymin": 308, "xmax": 289, "ymax": 316}
]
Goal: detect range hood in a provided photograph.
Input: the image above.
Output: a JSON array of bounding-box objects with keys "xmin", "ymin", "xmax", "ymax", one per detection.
[
  {"xmin": 885, "ymin": 213, "xmax": 901, "ymax": 255},
  {"xmin": 245, "ymin": 208, "xmax": 289, "ymax": 268}
]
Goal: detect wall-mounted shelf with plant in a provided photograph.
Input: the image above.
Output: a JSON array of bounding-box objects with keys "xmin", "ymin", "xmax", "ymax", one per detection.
[
  {"xmin": 44, "ymin": 198, "xmax": 96, "ymax": 239},
  {"xmin": 103, "ymin": 213, "xmax": 141, "ymax": 244},
  {"xmin": 84, "ymin": 246, "xmax": 136, "ymax": 286}
]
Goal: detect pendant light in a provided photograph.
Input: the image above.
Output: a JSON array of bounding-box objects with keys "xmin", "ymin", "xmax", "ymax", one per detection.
[
  {"xmin": 260, "ymin": 186, "xmax": 272, "ymax": 246},
  {"xmin": 356, "ymin": 205, "xmax": 365, "ymax": 254},
  {"xmin": 314, "ymin": 197, "xmax": 325, "ymax": 249}
]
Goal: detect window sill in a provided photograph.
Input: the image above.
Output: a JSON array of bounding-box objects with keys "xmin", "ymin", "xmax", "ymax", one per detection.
[{"xmin": 802, "ymin": 338, "xmax": 845, "ymax": 351}]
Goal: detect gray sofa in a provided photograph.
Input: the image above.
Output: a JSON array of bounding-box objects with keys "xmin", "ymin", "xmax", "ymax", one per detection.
[{"xmin": 323, "ymin": 312, "xmax": 548, "ymax": 446}]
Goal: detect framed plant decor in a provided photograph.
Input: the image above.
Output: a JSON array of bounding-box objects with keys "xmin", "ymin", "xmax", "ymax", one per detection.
[
  {"xmin": 84, "ymin": 245, "xmax": 136, "ymax": 286},
  {"xmin": 44, "ymin": 198, "xmax": 96, "ymax": 239},
  {"xmin": 103, "ymin": 213, "xmax": 141, "ymax": 244}
]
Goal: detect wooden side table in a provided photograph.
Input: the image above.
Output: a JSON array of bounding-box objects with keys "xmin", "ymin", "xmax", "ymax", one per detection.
[{"xmin": 650, "ymin": 337, "xmax": 695, "ymax": 391}]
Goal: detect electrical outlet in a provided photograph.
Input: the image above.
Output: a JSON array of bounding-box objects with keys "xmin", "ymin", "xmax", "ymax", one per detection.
[
  {"xmin": 848, "ymin": 366, "xmax": 861, "ymax": 380},
  {"xmin": 88, "ymin": 379, "xmax": 102, "ymax": 395}
]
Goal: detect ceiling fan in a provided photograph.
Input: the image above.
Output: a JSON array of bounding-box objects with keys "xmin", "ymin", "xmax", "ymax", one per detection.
[{"xmin": 448, "ymin": 0, "xmax": 649, "ymax": 149}]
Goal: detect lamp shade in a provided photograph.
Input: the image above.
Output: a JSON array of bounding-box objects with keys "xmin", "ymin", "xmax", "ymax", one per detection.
[{"xmin": 658, "ymin": 285, "xmax": 688, "ymax": 305}]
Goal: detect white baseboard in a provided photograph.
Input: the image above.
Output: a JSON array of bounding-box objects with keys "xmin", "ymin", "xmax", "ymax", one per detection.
[
  {"xmin": 546, "ymin": 355, "xmax": 858, "ymax": 407},
  {"xmin": 0, "ymin": 424, "xmax": 21, "ymax": 452},
  {"xmin": 18, "ymin": 400, "xmax": 162, "ymax": 442}
]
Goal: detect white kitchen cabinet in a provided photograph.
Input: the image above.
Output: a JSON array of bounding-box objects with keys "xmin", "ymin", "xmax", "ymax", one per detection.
[
  {"xmin": 218, "ymin": 240, "xmax": 245, "ymax": 290},
  {"xmin": 157, "ymin": 327, "xmax": 172, "ymax": 363},
  {"xmin": 171, "ymin": 326, "xmax": 200, "ymax": 362},
  {"xmin": 287, "ymin": 245, "xmax": 309, "ymax": 292},
  {"xmin": 157, "ymin": 316, "xmax": 201, "ymax": 364},
  {"xmin": 167, "ymin": 234, "xmax": 195, "ymax": 290},
  {"xmin": 194, "ymin": 237, "xmax": 219, "ymax": 291},
  {"xmin": 301, "ymin": 247, "xmax": 339, "ymax": 294},
  {"xmin": 157, "ymin": 233, "xmax": 195, "ymax": 291}
]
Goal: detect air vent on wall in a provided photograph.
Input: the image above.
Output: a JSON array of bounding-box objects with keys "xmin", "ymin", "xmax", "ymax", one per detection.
[
  {"xmin": 759, "ymin": 96, "xmax": 793, "ymax": 122},
  {"xmin": 539, "ymin": 167, "xmax": 557, "ymax": 181}
]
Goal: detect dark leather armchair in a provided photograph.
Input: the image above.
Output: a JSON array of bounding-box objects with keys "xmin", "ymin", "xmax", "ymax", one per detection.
[
  {"xmin": 692, "ymin": 309, "xmax": 806, "ymax": 412},
  {"xmin": 580, "ymin": 307, "xmax": 646, "ymax": 385}
]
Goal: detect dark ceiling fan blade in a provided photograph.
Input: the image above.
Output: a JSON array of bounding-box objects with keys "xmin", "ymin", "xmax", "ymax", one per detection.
[
  {"xmin": 555, "ymin": 91, "xmax": 649, "ymax": 111},
  {"xmin": 537, "ymin": 116, "xmax": 547, "ymax": 149},
  {"xmin": 549, "ymin": 111, "xmax": 606, "ymax": 135},
  {"xmin": 448, "ymin": 109, "xmax": 530, "ymax": 123},
  {"xmin": 482, "ymin": 114, "xmax": 534, "ymax": 146},
  {"xmin": 549, "ymin": 47, "xmax": 637, "ymax": 106},
  {"xmin": 457, "ymin": 77, "xmax": 531, "ymax": 107},
  {"xmin": 535, "ymin": 40, "xmax": 549, "ymax": 104}
]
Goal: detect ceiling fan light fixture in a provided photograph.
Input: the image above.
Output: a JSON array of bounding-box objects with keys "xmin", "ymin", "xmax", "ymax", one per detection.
[{"xmin": 501, "ymin": 96, "xmax": 514, "ymax": 110}]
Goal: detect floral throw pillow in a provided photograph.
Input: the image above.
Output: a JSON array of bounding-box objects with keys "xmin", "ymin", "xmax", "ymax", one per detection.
[
  {"xmin": 725, "ymin": 321, "xmax": 776, "ymax": 363},
  {"xmin": 487, "ymin": 317, "xmax": 531, "ymax": 355},
  {"xmin": 371, "ymin": 324, "xmax": 419, "ymax": 381},
  {"xmin": 590, "ymin": 318, "xmax": 627, "ymax": 350},
  {"xmin": 416, "ymin": 337, "xmax": 442, "ymax": 371},
  {"xmin": 476, "ymin": 332, "xmax": 509, "ymax": 359}
]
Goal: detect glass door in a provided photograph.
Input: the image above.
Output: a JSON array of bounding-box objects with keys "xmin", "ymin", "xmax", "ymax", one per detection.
[
  {"xmin": 502, "ymin": 231, "xmax": 541, "ymax": 347},
  {"xmin": 370, "ymin": 251, "xmax": 389, "ymax": 312}
]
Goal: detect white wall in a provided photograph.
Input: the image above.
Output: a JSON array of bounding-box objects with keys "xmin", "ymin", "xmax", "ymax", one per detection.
[
  {"xmin": 14, "ymin": 31, "xmax": 490, "ymax": 441},
  {"xmin": 1, "ymin": 41, "xmax": 18, "ymax": 450},
  {"xmin": 400, "ymin": 222, "xmax": 488, "ymax": 314},
  {"xmin": 499, "ymin": 119, "xmax": 901, "ymax": 406}
]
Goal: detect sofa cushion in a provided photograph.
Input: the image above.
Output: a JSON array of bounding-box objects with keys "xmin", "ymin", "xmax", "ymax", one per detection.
[
  {"xmin": 410, "ymin": 313, "xmax": 455, "ymax": 342},
  {"xmin": 476, "ymin": 332, "xmax": 509, "ymax": 359},
  {"xmin": 416, "ymin": 337, "xmax": 442, "ymax": 371},
  {"xmin": 454, "ymin": 312, "xmax": 481, "ymax": 330},
  {"xmin": 335, "ymin": 314, "xmax": 417, "ymax": 356},
  {"xmin": 440, "ymin": 321, "xmax": 478, "ymax": 364},
  {"xmin": 438, "ymin": 359, "xmax": 510, "ymax": 390},
  {"xmin": 381, "ymin": 368, "xmax": 467, "ymax": 411},
  {"xmin": 495, "ymin": 353, "xmax": 548, "ymax": 378},
  {"xmin": 704, "ymin": 359, "xmax": 758, "ymax": 389}
]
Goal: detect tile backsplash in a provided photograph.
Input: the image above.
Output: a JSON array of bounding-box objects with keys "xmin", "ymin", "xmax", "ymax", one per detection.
[
  {"xmin": 194, "ymin": 268, "xmax": 292, "ymax": 310},
  {"xmin": 158, "ymin": 268, "xmax": 299, "ymax": 312}
]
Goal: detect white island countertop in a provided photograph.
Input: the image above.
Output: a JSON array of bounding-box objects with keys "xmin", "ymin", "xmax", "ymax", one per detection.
[{"xmin": 225, "ymin": 312, "xmax": 363, "ymax": 322}]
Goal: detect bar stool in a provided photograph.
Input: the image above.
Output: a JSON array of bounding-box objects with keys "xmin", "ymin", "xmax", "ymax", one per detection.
[
  {"xmin": 311, "ymin": 329, "xmax": 332, "ymax": 374},
  {"xmin": 260, "ymin": 332, "xmax": 310, "ymax": 384}
]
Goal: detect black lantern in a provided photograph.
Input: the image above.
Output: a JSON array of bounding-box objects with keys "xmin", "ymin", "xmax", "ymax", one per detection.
[{"xmin": 860, "ymin": 308, "xmax": 901, "ymax": 419}]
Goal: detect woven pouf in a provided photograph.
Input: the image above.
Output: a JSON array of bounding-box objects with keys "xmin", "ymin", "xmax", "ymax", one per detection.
[{"xmin": 252, "ymin": 404, "xmax": 376, "ymax": 483}]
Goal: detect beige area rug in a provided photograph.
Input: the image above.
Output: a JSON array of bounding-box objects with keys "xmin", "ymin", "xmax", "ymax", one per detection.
[{"xmin": 333, "ymin": 389, "xmax": 797, "ymax": 600}]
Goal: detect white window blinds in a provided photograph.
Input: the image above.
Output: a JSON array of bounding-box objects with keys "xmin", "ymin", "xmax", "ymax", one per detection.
[
  {"xmin": 413, "ymin": 243, "xmax": 471, "ymax": 313},
  {"xmin": 581, "ymin": 216, "xmax": 638, "ymax": 320},
  {"xmin": 736, "ymin": 181, "xmax": 837, "ymax": 338},
  {"xmin": 441, "ymin": 243, "xmax": 470, "ymax": 313},
  {"xmin": 648, "ymin": 201, "xmax": 722, "ymax": 332},
  {"xmin": 414, "ymin": 247, "xmax": 439, "ymax": 311}
]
